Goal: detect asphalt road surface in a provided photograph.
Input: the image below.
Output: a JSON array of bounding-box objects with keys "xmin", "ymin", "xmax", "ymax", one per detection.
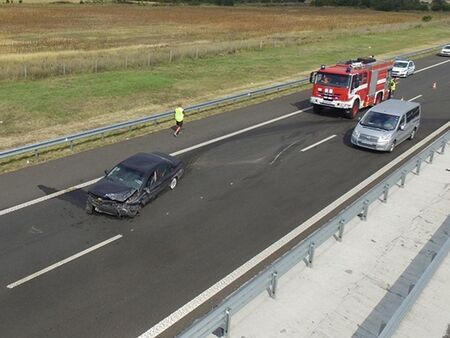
[{"xmin": 0, "ymin": 54, "xmax": 449, "ymax": 338}]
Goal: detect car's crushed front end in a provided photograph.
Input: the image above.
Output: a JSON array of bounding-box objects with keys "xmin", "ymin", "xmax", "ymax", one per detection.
[
  {"xmin": 86, "ymin": 182, "xmax": 142, "ymax": 217},
  {"xmin": 86, "ymin": 193, "xmax": 141, "ymax": 217}
]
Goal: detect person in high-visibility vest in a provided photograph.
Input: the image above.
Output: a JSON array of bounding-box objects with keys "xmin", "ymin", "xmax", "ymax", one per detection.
[
  {"xmin": 174, "ymin": 104, "xmax": 184, "ymax": 137},
  {"xmin": 388, "ymin": 78, "xmax": 397, "ymax": 99}
]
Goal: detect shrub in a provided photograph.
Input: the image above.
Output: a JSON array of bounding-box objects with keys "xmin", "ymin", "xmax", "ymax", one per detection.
[{"xmin": 422, "ymin": 15, "xmax": 432, "ymax": 22}]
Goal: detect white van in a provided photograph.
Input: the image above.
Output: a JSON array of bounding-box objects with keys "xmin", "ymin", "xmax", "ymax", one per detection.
[{"xmin": 351, "ymin": 99, "xmax": 421, "ymax": 152}]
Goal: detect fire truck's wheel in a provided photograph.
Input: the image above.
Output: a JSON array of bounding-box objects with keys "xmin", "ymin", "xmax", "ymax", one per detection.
[
  {"xmin": 312, "ymin": 105, "xmax": 322, "ymax": 114},
  {"xmin": 348, "ymin": 100, "xmax": 359, "ymax": 119},
  {"xmin": 375, "ymin": 93, "xmax": 382, "ymax": 105}
]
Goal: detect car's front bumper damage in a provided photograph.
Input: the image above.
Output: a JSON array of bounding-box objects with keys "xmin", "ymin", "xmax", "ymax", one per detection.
[{"xmin": 87, "ymin": 195, "xmax": 140, "ymax": 217}]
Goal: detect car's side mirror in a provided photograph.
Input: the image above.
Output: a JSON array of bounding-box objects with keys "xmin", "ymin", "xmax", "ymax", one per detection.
[
  {"xmin": 144, "ymin": 187, "xmax": 150, "ymax": 194},
  {"xmin": 104, "ymin": 170, "xmax": 109, "ymax": 176},
  {"xmin": 399, "ymin": 125, "xmax": 405, "ymax": 131},
  {"xmin": 357, "ymin": 116, "xmax": 362, "ymax": 121},
  {"xmin": 309, "ymin": 72, "xmax": 317, "ymax": 84}
]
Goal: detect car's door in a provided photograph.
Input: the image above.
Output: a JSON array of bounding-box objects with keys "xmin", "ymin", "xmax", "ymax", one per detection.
[
  {"xmin": 408, "ymin": 61, "xmax": 415, "ymax": 75},
  {"xmin": 156, "ymin": 162, "xmax": 175, "ymax": 190},
  {"xmin": 397, "ymin": 115, "xmax": 408, "ymax": 143}
]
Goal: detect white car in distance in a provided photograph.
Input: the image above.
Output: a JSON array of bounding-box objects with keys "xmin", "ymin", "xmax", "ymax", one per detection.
[
  {"xmin": 439, "ymin": 44, "xmax": 450, "ymax": 57},
  {"xmin": 392, "ymin": 59, "xmax": 415, "ymax": 78}
]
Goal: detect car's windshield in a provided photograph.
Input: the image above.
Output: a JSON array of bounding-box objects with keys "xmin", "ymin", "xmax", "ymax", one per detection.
[
  {"xmin": 394, "ymin": 62, "xmax": 408, "ymax": 68},
  {"xmin": 360, "ymin": 111, "xmax": 399, "ymax": 131},
  {"xmin": 106, "ymin": 164, "xmax": 144, "ymax": 190},
  {"xmin": 316, "ymin": 73, "xmax": 350, "ymax": 88}
]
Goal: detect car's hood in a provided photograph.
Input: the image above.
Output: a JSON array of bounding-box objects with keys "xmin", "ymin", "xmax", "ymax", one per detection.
[
  {"xmin": 89, "ymin": 178, "xmax": 137, "ymax": 202},
  {"xmin": 355, "ymin": 124, "xmax": 393, "ymax": 137},
  {"xmin": 392, "ymin": 66, "xmax": 407, "ymax": 72}
]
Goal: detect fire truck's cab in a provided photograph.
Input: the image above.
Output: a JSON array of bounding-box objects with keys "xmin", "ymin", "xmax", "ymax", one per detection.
[{"xmin": 309, "ymin": 57, "xmax": 394, "ymax": 118}]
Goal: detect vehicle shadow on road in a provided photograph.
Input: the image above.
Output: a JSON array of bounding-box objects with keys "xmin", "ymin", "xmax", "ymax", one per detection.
[{"xmin": 37, "ymin": 184, "xmax": 87, "ymax": 210}]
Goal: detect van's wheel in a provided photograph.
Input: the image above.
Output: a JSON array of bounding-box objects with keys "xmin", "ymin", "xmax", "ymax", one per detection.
[
  {"xmin": 169, "ymin": 177, "xmax": 178, "ymax": 190},
  {"xmin": 85, "ymin": 202, "xmax": 94, "ymax": 215},
  {"xmin": 348, "ymin": 100, "xmax": 360, "ymax": 119},
  {"xmin": 409, "ymin": 128, "xmax": 417, "ymax": 140},
  {"xmin": 389, "ymin": 140, "xmax": 396, "ymax": 153}
]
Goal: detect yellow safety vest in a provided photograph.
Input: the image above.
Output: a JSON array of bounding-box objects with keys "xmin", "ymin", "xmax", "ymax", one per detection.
[
  {"xmin": 175, "ymin": 107, "xmax": 184, "ymax": 122},
  {"xmin": 389, "ymin": 80, "xmax": 396, "ymax": 91}
]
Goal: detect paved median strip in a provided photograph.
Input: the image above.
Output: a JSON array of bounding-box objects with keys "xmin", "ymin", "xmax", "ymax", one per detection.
[
  {"xmin": 6, "ymin": 234, "xmax": 123, "ymax": 289},
  {"xmin": 0, "ymin": 107, "xmax": 311, "ymax": 218}
]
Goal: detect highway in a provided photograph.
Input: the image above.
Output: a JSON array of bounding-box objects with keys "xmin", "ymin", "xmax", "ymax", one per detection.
[{"xmin": 0, "ymin": 54, "xmax": 448, "ymax": 338}]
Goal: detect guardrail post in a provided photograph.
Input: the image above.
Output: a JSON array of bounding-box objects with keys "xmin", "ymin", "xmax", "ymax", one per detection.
[
  {"xmin": 268, "ymin": 271, "xmax": 278, "ymax": 299},
  {"xmin": 70, "ymin": 140, "xmax": 74, "ymax": 151},
  {"xmin": 34, "ymin": 149, "xmax": 39, "ymax": 159},
  {"xmin": 307, "ymin": 242, "xmax": 315, "ymax": 268},
  {"xmin": 335, "ymin": 219, "xmax": 345, "ymax": 242},
  {"xmin": 212, "ymin": 308, "xmax": 231, "ymax": 338},
  {"xmin": 439, "ymin": 139, "xmax": 447, "ymax": 154},
  {"xmin": 428, "ymin": 150, "xmax": 434, "ymax": 164},
  {"xmin": 223, "ymin": 308, "xmax": 231, "ymax": 338},
  {"xmin": 415, "ymin": 159, "xmax": 422, "ymax": 175},
  {"xmin": 359, "ymin": 200, "xmax": 369, "ymax": 221},
  {"xmin": 382, "ymin": 184, "xmax": 390, "ymax": 203},
  {"xmin": 399, "ymin": 170, "xmax": 407, "ymax": 188}
]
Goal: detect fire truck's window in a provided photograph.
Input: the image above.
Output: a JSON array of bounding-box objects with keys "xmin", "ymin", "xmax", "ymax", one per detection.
[
  {"xmin": 316, "ymin": 73, "xmax": 350, "ymax": 88},
  {"xmin": 361, "ymin": 73, "xmax": 368, "ymax": 84},
  {"xmin": 360, "ymin": 111, "xmax": 400, "ymax": 131}
]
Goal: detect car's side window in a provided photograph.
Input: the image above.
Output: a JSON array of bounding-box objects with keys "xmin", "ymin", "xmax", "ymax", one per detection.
[
  {"xmin": 156, "ymin": 163, "xmax": 172, "ymax": 180},
  {"xmin": 399, "ymin": 115, "xmax": 406, "ymax": 128},
  {"xmin": 406, "ymin": 110, "xmax": 413, "ymax": 123},
  {"xmin": 147, "ymin": 171, "xmax": 157, "ymax": 187}
]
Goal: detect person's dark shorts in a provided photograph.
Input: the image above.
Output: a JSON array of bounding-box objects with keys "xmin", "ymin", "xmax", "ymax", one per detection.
[{"xmin": 176, "ymin": 120, "xmax": 183, "ymax": 127}]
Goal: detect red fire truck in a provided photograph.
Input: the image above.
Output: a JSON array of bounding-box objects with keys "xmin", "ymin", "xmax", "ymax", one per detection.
[{"xmin": 309, "ymin": 57, "xmax": 394, "ymax": 118}]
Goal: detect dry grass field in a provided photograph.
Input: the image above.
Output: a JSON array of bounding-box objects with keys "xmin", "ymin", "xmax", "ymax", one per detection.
[
  {"xmin": 0, "ymin": 5, "xmax": 432, "ymax": 55},
  {"xmin": 0, "ymin": 5, "xmax": 444, "ymax": 80}
]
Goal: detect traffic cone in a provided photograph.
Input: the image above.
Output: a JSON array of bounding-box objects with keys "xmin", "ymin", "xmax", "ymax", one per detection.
[{"xmin": 432, "ymin": 82, "xmax": 437, "ymax": 89}]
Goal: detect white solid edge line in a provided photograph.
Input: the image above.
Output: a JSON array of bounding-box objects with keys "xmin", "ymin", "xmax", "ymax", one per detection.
[
  {"xmin": 300, "ymin": 134, "xmax": 337, "ymax": 152},
  {"xmin": 408, "ymin": 94, "xmax": 423, "ymax": 102},
  {"xmin": 0, "ymin": 178, "xmax": 101, "ymax": 217},
  {"xmin": 0, "ymin": 108, "xmax": 310, "ymax": 218},
  {"xmin": 7, "ymin": 234, "xmax": 123, "ymax": 289},
  {"xmin": 415, "ymin": 59, "xmax": 450, "ymax": 73},
  {"xmin": 139, "ymin": 121, "xmax": 450, "ymax": 338}
]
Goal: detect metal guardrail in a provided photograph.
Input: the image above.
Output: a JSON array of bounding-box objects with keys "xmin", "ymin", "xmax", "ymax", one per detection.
[
  {"xmin": 0, "ymin": 45, "xmax": 444, "ymax": 161},
  {"xmin": 177, "ymin": 130, "xmax": 449, "ymax": 338}
]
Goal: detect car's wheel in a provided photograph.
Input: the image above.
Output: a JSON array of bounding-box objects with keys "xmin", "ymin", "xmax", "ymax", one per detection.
[
  {"xmin": 389, "ymin": 140, "xmax": 396, "ymax": 153},
  {"xmin": 348, "ymin": 100, "xmax": 359, "ymax": 119},
  {"xmin": 85, "ymin": 202, "xmax": 94, "ymax": 215},
  {"xmin": 409, "ymin": 127, "xmax": 417, "ymax": 140},
  {"xmin": 169, "ymin": 177, "xmax": 178, "ymax": 190}
]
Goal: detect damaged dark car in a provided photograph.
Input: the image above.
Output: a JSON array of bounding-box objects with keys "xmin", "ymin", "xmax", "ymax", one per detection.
[{"xmin": 86, "ymin": 152, "xmax": 184, "ymax": 217}]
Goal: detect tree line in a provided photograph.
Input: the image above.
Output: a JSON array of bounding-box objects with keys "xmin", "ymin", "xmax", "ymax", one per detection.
[
  {"xmin": 161, "ymin": 0, "xmax": 450, "ymax": 10},
  {"xmin": 311, "ymin": 0, "xmax": 449, "ymax": 11}
]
